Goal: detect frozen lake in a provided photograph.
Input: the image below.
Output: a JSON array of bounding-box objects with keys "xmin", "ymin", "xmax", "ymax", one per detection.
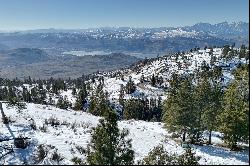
[{"xmin": 62, "ymin": 50, "xmax": 112, "ymax": 56}]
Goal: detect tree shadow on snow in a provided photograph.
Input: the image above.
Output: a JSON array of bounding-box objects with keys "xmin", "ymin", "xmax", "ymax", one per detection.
[
  {"xmin": 194, "ymin": 145, "xmax": 249, "ymax": 163},
  {"xmin": 5, "ymin": 138, "xmax": 38, "ymax": 165}
]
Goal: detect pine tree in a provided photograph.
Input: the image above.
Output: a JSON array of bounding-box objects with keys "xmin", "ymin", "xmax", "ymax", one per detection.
[
  {"xmin": 118, "ymin": 84, "xmax": 125, "ymax": 107},
  {"xmin": 56, "ymin": 96, "xmax": 69, "ymax": 109},
  {"xmin": 151, "ymin": 74, "xmax": 156, "ymax": 86},
  {"xmin": 192, "ymin": 78, "xmax": 211, "ymax": 143},
  {"xmin": 125, "ymin": 76, "xmax": 136, "ymax": 94},
  {"xmin": 218, "ymin": 65, "xmax": 249, "ymax": 150},
  {"xmin": 87, "ymin": 110, "xmax": 134, "ymax": 165},
  {"xmin": 123, "ymin": 99, "xmax": 144, "ymax": 120},
  {"xmin": 72, "ymin": 88, "xmax": 76, "ymax": 95},
  {"xmin": 163, "ymin": 76, "xmax": 196, "ymax": 142},
  {"xmin": 139, "ymin": 145, "xmax": 199, "ymax": 165},
  {"xmin": 31, "ymin": 87, "xmax": 39, "ymax": 103},
  {"xmin": 202, "ymin": 81, "xmax": 222, "ymax": 144},
  {"xmin": 138, "ymin": 145, "xmax": 178, "ymax": 165},
  {"xmin": 88, "ymin": 82, "xmax": 110, "ymax": 116},
  {"xmin": 222, "ymin": 45, "xmax": 231, "ymax": 58},
  {"xmin": 239, "ymin": 44, "xmax": 246, "ymax": 59},
  {"xmin": 140, "ymin": 74, "xmax": 145, "ymax": 83},
  {"xmin": 178, "ymin": 147, "xmax": 200, "ymax": 165},
  {"xmin": 74, "ymin": 83, "xmax": 87, "ymax": 110}
]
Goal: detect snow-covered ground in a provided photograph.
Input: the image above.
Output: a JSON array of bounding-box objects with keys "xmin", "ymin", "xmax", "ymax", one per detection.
[
  {"xmin": 0, "ymin": 103, "xmax": 249, "ymax": 165},
  {"xmin": 98, "ymin": 48, "xmax": 246, "ymax": 106}
]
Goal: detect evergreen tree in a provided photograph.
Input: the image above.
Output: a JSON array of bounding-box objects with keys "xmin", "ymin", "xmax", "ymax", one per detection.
[
  {"xmin": 138, "ymin": 145, "xmax": 178, "ymax": 165},
  {"xmin": 218, "ymin": 65, "xmax": 249, "ymax": 150},
  {"xmin": 163, "ymin": 76, "xmax": 196, "ymax": 142},
  {"xmin": 7, "ymin": 96, "xmax": 26, "ymax": 112},
  {"xmin": 151, "ymin": 74, "xmax": 156, "ymax": 87},
  {"xmin": 139, "ymin": 145, "xmax": 199, "ymax": 165},
  {"xmin": 202, "ymin": 81, "xmax": 223, "ymax": 144},
  {"xmin": 125, "ymin": 76, "xmax": 136, "ymax": 94},
  {"xmin": 140, "ymin": 74, "xmax": 145, "ymax": 83},
  {"xmin": 31, "ymin": 87, "xmax": 39, "ymax": 103},
  {"xmin": 192, "ymin": 78, "xmax": 211, "ymax": 143},
  {"xmin": 22, "ymin": 87, "xmax": 32, "ymax": 102},
  {"xmin": 88, "ymin": 82, "xmax": 110, "ymax": 116},
  {"xmin": 74, "ymin": 83, "xmax": 87, "ymax": 110},
  {"xmin": 118, "ymin": 84, "xmax": 125, "ymax": 107},
  {"xmin": 87, "ymin": 110, "xmax": 134, "ymax": 165},
  {"xmin": 239, "ymin": 44, "xmax": 246, "ymax": 59},
  {"xmin": 56, "ymin": 96, "xmax": 70, "ymax": 109},
  {"xmin": 178, "ymin": 147, "xmax": 200, "ymax": 165},
  {"xmin": 123, "ymin": 99, "xmax": 144, "ymax": 120},
  {"xmin": 72, "ymin": 88, "xmax": 76, "ymax": 95},
  {"xmin": 222, "ymin": 45, "xmax": 231, "ymax": 58}
]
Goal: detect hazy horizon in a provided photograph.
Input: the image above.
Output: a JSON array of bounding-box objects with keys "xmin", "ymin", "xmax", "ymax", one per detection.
[{"xmin": 0, "ymin": 20, "xmax": 248, "ymax": 32}]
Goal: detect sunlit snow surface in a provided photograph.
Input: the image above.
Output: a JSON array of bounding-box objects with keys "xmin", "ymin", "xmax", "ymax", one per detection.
[
  {"xmin": 102, "ymin": 48, "xmax": 245, "ymax": 103},
  {"xmin": 0, "ymin": 103, "xmax": 248, "ymax": 165}
]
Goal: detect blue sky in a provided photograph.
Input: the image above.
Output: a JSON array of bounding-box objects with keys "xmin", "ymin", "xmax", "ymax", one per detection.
[{"xmin": 0, "ymin": 0, "xmax": 248, "ymax": 30}]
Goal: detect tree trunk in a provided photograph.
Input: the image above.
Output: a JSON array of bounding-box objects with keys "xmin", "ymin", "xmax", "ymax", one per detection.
[
  {"xmin": 0, "ymin": 102, "xmax": 8, "ymax": 124},
  {"xmin": 182, "ymin": 131, "xmax": 186, "ymax": 142},
  {"xmin": 196, "ymin": 131, "xmax": 200, "ymax": 142},
  {"xmin": 208, "ymin": 130, "xmax": 212, "ymax": 145}
]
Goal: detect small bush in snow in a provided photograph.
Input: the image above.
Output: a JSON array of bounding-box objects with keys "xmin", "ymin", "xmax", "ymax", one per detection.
[
  {"xmin": 51, "ymin": 149, "xmax": 64, "ymax": 163},
  {"xmin": 75, "ymin": 145, "xmax": 86, "ymax": 155},
  {"xmin": 70, "ymin": 121, "xmax": 78, "ymax": 130},
  {"xmin": 61, "ymin": 120, "xmax": 70, "ymax": 126},
  {"xmin": 170, "ymin": 132, "xmax": 181, "ymax": 139},
  {"xmin": 138, "ymin": 145, "xmax": 200, "ymax": 165},
  {"xmin": 30, "ymin": 123, "xmax": 37, "ymax": 130},
  {"xmin": 14, "ymin": 135, "xmax": 29, "ymax": 149},
  {"xmin": 39, "ymin": 124, "xmax": 48, "ymax": 132},
  {"xmin": 33, "ymin": 144, "xmax": 48, "ymax": 163},
  {"xmin": 2, "ymin": 115, "xmax": 11, "ymax": 124},
  {"xmin": 45, "ymin": 117, "xmax": 60, "ymax": 126},
  {"xmin": 138, "ymin": 145, "xmax": 179, "ymax": 165},
  {"xmin": 33, "ymin": 144, "xmax": 64, "ymax": 164},
  {"xmin": 28, "ymin": 118, "xmax": 37, "ymax": 130},
  {"xmin": 178, "ymin": 147, "xmax": 201, "ymax": 165},
  {"xmin": 71, "ymin": 157, "xmax": 85, "ymax": 165}
]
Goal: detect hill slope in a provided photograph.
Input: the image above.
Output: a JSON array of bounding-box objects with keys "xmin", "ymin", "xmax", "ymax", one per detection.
[{"xmin": 0, "ymin": 103, "xmax": 248, "ymax": 165}]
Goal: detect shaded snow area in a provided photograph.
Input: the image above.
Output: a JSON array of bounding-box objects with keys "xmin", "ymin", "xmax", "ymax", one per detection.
[{"xmin": 0, "ymin": 103, "xmax": 249, "ymax": 165}]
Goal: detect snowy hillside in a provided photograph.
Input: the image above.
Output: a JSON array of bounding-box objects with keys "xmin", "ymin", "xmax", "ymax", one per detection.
[
  {"xmin": 89, "ymin": 47, "xmax": 247, "ymax": 106},
  {"xmin": 2, "ymin": 47, "xmax": 246, "ymax": 110},
  {"xmin": 0, "ymin": 46, "xmax": 249, "ymax": 165},
  {"xmin": 0, "ymin": 103, "xmax": 249, "ymax": 165}
]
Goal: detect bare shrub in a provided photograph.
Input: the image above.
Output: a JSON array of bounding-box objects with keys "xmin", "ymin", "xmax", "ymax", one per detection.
[
  {"xmin": 39, "ymin": 124, "xmax": 48, "ymax": 132},
  {"xmin": 14, "ymin": 135, "xmax": 29, "ymax": 149},
  {"xmin": 71, "ymin": 157, "xmax": 85, "ymax": 165},
  {"xmin": 70, "ymin": 121, "xmax": 78, "ymax": 130},
  {"xmin": 33, "ymin": 144, "xmax": 64, "ymax": 164},
  {"xmin": 45, "ymin": 117, "xmax": 60, "ymax": 126},
  {"xmin": 33, "ymin": 144, "xmax": 48, "ymax": 163},
  {"xmin": 28, "ymin": 118, "xmax": 37, "ymax": 130},
  {"xmin": 75, "ymin": 145, "xmax": 86, "ymax": 155},
  {"xmin": 51, "ymin": 149, "xmax": 64, "ymax": 163}
]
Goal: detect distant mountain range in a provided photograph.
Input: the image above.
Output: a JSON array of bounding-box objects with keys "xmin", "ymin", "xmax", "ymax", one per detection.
[
  {"xmin": 0, "ymin": 21, "xmax": 248, "ymax": 79},
  {"xmin": 0, "ymin": 21, "xmax": 248, "ymax": 56}
]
